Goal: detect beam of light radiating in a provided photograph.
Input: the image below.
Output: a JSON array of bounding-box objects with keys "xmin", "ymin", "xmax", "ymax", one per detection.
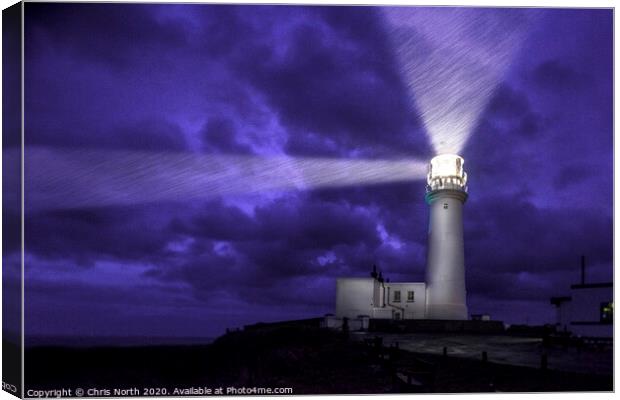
[
  {"xmin": 11, "ymin": 147, "xmax": 428, "ymax": 211},
  {"xmin": 383, "ymin": 7, "xmax": 535, "ymax": 155}
]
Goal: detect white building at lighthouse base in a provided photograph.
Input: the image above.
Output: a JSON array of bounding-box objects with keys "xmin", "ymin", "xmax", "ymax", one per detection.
[{"xmin": 335, "ymin": 277, "xmax": 427, "ymax": 320}]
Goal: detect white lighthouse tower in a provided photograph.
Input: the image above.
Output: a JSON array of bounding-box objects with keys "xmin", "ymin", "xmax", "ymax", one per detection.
[
  {"xmin": 334, "ymin": 153, "xmax": 472, "ymax": 323},
  {"xmin": 424, "ymin": 154, "xmax": 468, "ymax": 320}
]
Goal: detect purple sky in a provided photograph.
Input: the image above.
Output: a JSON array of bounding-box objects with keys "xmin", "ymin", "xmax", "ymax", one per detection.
[{"xmin": 14, "ymin": 4, "xmax": 612, "ymax": 339}]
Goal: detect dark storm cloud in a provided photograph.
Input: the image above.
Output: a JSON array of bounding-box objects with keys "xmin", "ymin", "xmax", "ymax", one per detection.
[
  {"xmin": 24, "ymin": 193, "xmax": 386, "ymax": 308},
  {"xmin": 196, "ymin": 5, "xmax": 257, "ymax": 59},
  {"xmin": 485, "ymin": 84, "xmax": 547, "ymax": 139},
  {"xmin": 170, "ymin": 200, "xmax": 258, "ymax": 241},
  {"xmin": 24, "ymin": 2, "xmax": 212, "ymax": 151},
  {"xmin": 465, "ymin": 194, "xmax": 612, "ymax": 274},
  {"xmin": 112, "ymin": 119, "xmax": 187, "ymax": 152},
  {"xmin": 531, "ymin": 59, "xmax": 587, "ymax": 91},
  {"xmin": 253, "ymin": 196, "xmax": 381, "ymax": 249},
  {"xmin": 24, "ymin": 205, "xmax": 180, "ymax": 266},
  {"xmin": 307, "ymin": 179, "xmax": 429, "ymax": 241},
  {"xmin": 227, "ymin": 6, "xmax": 431, "ymax": 158},
  {"xmin": 274, "ymin": 180, "xmax": 432, "ymax": 280},
  {"xmin": 553, "ymin": 164, "xmax": 595, "ymax": 190},
  {"xmin": 25, "ymin": 115, "xmax": 188, "ymax": 151},
  {"xmin": 457, "ymin": 8, "xmax": 612, "ymax": 311},
  {"xmin": 487, "ymin": 84, "xmax": 531, "ymax": 119},
  {"xmin": 201, "ymin": 117, "xmax": 253, "ymax": 154},
  {"xmin": 25, "ymin": 3, "xmax": 189, "ymax": 69},
  {"xmin": 22, "ymin": 184, "xmax": 429, "ymax": 326},
  {"xmin": 25, "ymin": 3, "xmax": 429, "ymax": 156},
  {"xmin": 514, "ymin": 113, "xmax": 546, "ymax": 138},
  {"xmin": 24, "ymin": 4, "xmax": 191, "ymax": 151},
  {"xmin": 463, "ymin": 138, "xmax": 610, "ymax": 299},
  {"xmin": 165, "ymin": 194, "xmax": 384, "ymax": 284}
]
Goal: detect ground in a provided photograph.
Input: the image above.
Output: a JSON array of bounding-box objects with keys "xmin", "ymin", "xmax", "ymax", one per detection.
[
  {"xmin": 23, "ymin": 327, "xmax": 613, "ymax": 395},
  {"xmin": 357, "ymin": 332, "xmax": 613, "ymax": 375}
]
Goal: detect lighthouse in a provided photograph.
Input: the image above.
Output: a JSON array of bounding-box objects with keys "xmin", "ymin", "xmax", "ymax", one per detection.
[
  {"xmin": 334, "ymin": 153, "xmax": 471, "ymax": 322},
  {"xmin": 424, "ymin": 154, "xmax": 468, "ymax": 320}
]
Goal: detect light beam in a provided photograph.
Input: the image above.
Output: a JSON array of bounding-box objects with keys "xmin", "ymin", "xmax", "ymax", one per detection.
[
  {"xmin": 12, "ymin": 147, "xmax": 428, "ymax": 211},
  {"xmin": 383, "ymin": 7, "xmax": 535, "ymax": 155}
]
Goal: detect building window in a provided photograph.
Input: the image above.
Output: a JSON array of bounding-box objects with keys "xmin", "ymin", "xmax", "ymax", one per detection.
[
  {"xmin": 393, "ymin": 290, "xmax": 401, "ymax": 302},
  {"xmin": 407, "ymin": 291, "xmax": 415, "ymax": 302},
  {"xmin": 443, "ymin": 203, "xmax": 448, "ymax": 209},
  {"xmin": 600, "ymin": 301, "xmax": 613, "ymax": 324}
]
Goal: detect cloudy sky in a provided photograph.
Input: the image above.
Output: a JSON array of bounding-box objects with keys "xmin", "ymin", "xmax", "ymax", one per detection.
[{"xmin": 10, "ymin": 3, "xmax": 612, "ymax": 339}]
